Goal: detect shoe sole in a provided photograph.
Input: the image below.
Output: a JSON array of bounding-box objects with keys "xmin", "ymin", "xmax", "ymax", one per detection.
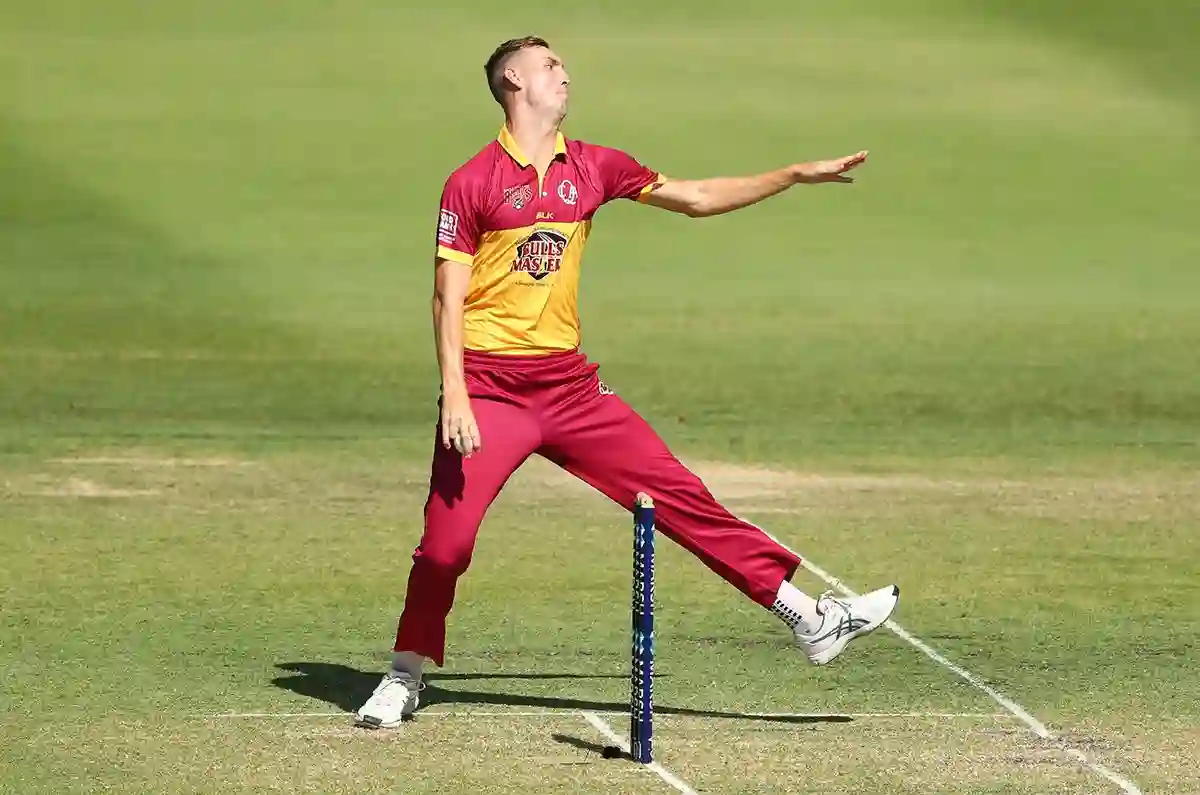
[
  {"xmin": 353, "ymin": 712, "xmax": 409, "ymax": 730},
  {"xmin": 807, "ymin": 585, "xmax": 899, "ymax": 666}
]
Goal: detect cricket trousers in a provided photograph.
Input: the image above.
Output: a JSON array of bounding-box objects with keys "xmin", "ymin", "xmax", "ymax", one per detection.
[{"xmin": 393, "ymin": 349, "xmax": 802, "ymax": 666}]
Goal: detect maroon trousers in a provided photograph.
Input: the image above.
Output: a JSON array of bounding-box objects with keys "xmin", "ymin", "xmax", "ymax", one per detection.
[{"xmin": 393, "ymin": 349, "xmax": 801, "ymax": 666}]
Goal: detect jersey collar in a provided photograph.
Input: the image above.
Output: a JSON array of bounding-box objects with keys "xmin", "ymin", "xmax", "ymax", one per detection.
[{"xmin": 497, "ymin": 124, "xmax": 568, "ymax": 168}]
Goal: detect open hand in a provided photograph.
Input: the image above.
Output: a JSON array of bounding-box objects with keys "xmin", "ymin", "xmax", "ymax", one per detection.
[
  {"xmin": 441, "ymin": 389, "xmax": 481, "ymax": 457},
  {"xmin": 793, "ymin": 151, "xmax": 868, "ymax": 184}
]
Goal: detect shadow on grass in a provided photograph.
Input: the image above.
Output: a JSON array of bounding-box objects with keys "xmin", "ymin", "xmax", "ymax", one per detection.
[{"xmin": 272, "ymin": 661, "xmax": 852, "ymax": 725}]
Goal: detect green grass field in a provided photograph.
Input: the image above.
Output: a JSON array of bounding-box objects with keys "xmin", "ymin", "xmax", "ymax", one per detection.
[{"xmin": 2, "ymin": 1, "xmax": 1198, "ymax": 793}]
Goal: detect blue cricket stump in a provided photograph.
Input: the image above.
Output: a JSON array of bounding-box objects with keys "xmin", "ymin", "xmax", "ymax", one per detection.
[{"xmin": 631, "ymin": 492, "xmax": 655, "ymax": 764}]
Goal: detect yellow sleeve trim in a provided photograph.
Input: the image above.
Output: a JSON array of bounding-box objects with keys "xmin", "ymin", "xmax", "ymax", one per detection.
[
  {"xmin": 436, "ymin": 245, "xmax": 474, "ymax": 266},
  {"xmin": 636, "ymin": 173, "xmax": 669, "ymax": 203}
]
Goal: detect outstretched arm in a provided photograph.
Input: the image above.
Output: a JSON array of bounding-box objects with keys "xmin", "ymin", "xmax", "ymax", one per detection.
[{"xmin": 641, "ymin": 151, "xmax": 867, "ymax": 218}]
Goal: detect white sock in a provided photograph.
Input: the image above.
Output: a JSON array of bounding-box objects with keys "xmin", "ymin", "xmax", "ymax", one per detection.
[
  {"xmin": 391, "ymin": 651, "xmax": 425, "ymax": 680},
  {"xmin": 771, "ymin": 580, "xmax": 823, "ymax": 634}
]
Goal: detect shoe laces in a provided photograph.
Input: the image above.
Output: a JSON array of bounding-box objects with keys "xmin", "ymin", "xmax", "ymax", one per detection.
[
  {"xmin": 377, "ymin": 671, "xmax": 425, "ymax": 697},
  {"xmin": 816, "ymin": 590, "xmax": 851, "ymax": 616}
]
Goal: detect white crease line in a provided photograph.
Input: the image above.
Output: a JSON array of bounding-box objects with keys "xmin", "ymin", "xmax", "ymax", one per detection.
[
  {"xmin": 581, "ymin": 711, "xmax": 699, "ymax": 795},
  {"xmin": 791, "ymin": 554, "xmax": 1144, "ymax": 795},
  {"xmin": 210, "ymin": 710, "xmax": 584, "ymax": 718},
  {"xmin": 213, "ymin": 712, "xmax": 346, "ymax": 718},
  {"xmin": 209, "ymin": 709, "xmax": 1002, "ymax": 720},
  {"xmin": 685, "ymin": 711, "xmax": 1001, "ymax": 719}
]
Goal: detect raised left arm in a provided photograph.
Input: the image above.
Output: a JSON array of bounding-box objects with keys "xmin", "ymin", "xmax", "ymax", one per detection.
[{"xmin": 642, "ymin": 151, "xmax": 868, "ymax": 218}]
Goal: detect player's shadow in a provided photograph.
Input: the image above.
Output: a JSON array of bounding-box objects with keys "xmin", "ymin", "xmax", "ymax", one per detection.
[
  {"xmin": 272, "ymin": 662, "xmax": 850, "ymax": 725},
  {"xmin": 551, "ymin": 733, "xmax": 630, "ymax": 759}
]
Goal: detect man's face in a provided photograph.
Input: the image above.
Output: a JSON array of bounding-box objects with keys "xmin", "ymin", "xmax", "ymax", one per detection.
[{"xmin": 508, "ymin": 46, "xmax": 570, "ymax": 118}]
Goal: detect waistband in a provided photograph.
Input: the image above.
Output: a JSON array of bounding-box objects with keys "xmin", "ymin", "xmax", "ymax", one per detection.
[{"xmin": 463, "ymin": 347, "xmax": 585, "ymax": 372}]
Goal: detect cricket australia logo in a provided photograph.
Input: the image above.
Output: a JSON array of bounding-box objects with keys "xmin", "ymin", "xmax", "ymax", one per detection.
[
  {"xmin": 512, "ymin": 229, "xmax": 567, "ymax": 281},
  {"xmin": 503, "ymin": 184, "xmax": 533, "ymax": 210},
  {"xmin": 557, "ymin": 179, "xmax": 578, "ymax": 205}
]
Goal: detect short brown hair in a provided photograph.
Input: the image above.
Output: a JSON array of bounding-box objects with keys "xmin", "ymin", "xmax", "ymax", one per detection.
[{"xmin": 484, "ymin": 36, "xmax": 550, "ymax": 107}]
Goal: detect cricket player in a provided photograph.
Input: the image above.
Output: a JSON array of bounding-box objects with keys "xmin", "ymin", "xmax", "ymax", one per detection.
[{"xmin": 355, "ymin": 35, "xmax": 899, "ymax": 728}]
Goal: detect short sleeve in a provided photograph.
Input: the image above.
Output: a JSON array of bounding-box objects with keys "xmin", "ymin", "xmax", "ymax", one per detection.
[
  {"xmin": 434, "ymin": 172, "xmax": 480, "ymax": 266},
  {"xmin": 592, "ymin": 145, "xmax": 667, "ymax": 204}
]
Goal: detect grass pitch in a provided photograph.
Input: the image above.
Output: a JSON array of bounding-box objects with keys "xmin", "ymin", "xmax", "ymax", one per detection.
[{"xmin": 2, "ymin": 0, "xmax": 1197, "ymax": 793}]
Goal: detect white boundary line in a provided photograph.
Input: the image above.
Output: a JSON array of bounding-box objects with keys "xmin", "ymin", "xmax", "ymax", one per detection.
[
  {"xmin": 787, "ymin": 553, "xmax": 1144, "ymax": 795},
  {"xmin": 581, "ymin": 711, "xmax": 699, "ymax": 795}
]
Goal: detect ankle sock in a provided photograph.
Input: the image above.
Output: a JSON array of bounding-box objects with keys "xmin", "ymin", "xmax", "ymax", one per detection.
[{"xmin": 770, "ymin": 580, "xmax": 823, "ymax": 634}]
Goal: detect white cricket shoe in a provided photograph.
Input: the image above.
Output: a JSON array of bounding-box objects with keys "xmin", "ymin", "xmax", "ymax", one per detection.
[
  {"xmin": 353, "ymin": 670, "xmax": 423, "ymax": 729},
  {"xmin": 795, "ymin": 585, "xmax": 899, "ymax": 665}
]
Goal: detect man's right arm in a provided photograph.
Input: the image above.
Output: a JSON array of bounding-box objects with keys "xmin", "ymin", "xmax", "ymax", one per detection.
[
  {"xmin": 430, "ymin": 170, "xmax": 482, "ymax": 455},
  {"xmin": 432, "ymin": 254, "xmax": 481, "ymax": 455},
  {"xmin": 432, "ymin": 256, "xmax": 471, "ymax": 399}
]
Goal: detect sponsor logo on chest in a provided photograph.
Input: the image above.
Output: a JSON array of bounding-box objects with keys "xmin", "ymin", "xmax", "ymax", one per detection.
[{"xmin": 512, "ymin": 229, "xmax": 568, "ymax": 281}]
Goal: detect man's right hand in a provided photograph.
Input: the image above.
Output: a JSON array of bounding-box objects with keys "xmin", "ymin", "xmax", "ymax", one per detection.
[{"xmin": 441, "ymin": 388, "xmax": 482, "ymax": 457}]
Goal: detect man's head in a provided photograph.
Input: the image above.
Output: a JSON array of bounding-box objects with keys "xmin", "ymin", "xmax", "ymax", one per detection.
[{"xmin": 484, "ymin": 36, "xmax": 570, "ymax": 120}]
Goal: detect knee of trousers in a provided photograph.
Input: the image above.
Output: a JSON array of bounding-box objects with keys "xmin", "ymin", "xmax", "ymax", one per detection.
[{"xmin": 412, "ymin": 536, "xmax": 476, "ymax": 578}]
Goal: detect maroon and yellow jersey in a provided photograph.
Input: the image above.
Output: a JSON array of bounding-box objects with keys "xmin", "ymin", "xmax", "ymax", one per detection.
[{"xmin": 434, "ymin": 126, "xmax": 665, "ymax": 355}]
